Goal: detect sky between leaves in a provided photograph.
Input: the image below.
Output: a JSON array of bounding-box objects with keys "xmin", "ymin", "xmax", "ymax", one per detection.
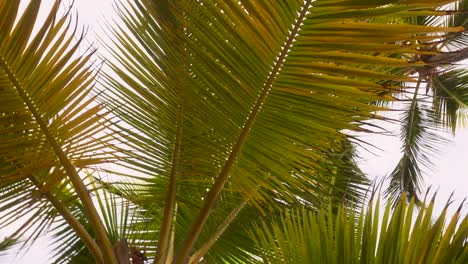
[{"xmin": 1, "ymin": 0, "xmax": 467, "ymax": 263}]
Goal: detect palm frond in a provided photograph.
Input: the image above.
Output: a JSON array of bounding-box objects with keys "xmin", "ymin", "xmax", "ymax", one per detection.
[
  {"xmin": 432, "ymin": 68, "xmax": 468, "ymax": 132},
  {"xmin": 0, "ymin": 0, "xmax": 117, "ymax": 262},
  {"xmin": 0, "ymin": 236, "xmax": 18, "ymax": 256},
  {"xmin": 102, "ymin": 0, "xmax": 464, "ymax": 261},
  {"xmin": 386, "ymin": 88, "xmax": 447, "ymax": 205},
  {"xmin": 49, "ymin": 176, "xmax": 135, "ymax": 264},
  {"xmin": 414, "ymin": 0, "xmax": 467, "ymax": 52},
  {"xmin": 252, "ymin": 193, "xmax": 468, "ymax": 263},
  {"xmin": 0, "ymin": 177, "xmax": 56, "ymax": 255},
  {"xmin": 385, "ymin": 0, "xmax": 468, "ymax": 205},
  {"xmin": 99, "ymin": 181, "xmax": 261, "ymax": 263},
  {"xmin": 323, "ymin": 138, "xmax": 370, "ymax": 208},
  {"xmin": 440, "ymin": 0, "xmax": 468, "ymax": 52}
]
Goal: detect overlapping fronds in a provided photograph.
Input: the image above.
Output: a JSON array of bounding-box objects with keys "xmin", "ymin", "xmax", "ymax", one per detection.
[
  {"xmin": 0, "ymin": 0, "xmax": 112, "ymax": 186},
  {"xmin": 387, "ymin": 0, "xmax": 467, "ymax": 203},
  {"xmin": 49, "ymin": 177, "xmax": 137, "ymax": 264},
  {"xmin": 0, "ymin": 0, "xmax": 465, "ymax": 263},
  {"xmin": 99, "ymin": 180, "xmax": 262, "ymax": 263},
  {"xmin": 252, "ymin": 193, "xmax": 468, "ymax": 264},
  {"xmin": 0, "ymin": 178, "xmax": 55, "ymax": 251},
  {"xmin": 102, "ymin": 0, "xmax": 465, "ymax": 262},
  {"xmin": 0, "ymin": 0, "xmax": 117, "ymax": 262},
  {"xmin": 420, "ymin": 0, "xmax": 468, "ymax": 52}
]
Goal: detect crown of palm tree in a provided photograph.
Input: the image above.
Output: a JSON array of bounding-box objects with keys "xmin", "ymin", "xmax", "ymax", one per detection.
[{"xmin": 0, "ymin": 0, "xmax": 466, "ymax": 263}]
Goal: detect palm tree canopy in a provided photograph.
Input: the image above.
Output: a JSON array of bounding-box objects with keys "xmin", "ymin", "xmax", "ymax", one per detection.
[
  {"xmin": 104, "ymin": 0, "xmax": 466, "ymax": 262},
  {"xmin": 0, "ymin": 0, "xmax": 466, "ymax": 263}
]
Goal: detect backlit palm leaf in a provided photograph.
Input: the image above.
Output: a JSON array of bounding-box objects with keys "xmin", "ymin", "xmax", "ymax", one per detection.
[
  {"xmin": 0, "ymin": 0, "xmax": 464, "ymax": 262},
  {"xmin": 386, "ymin": 96, "xmax": 445, "ymax": 205},
  {"xmin": 103, "ymin": 0, "xmax": 464, "ymax": 262},
  {"xmin": 418, "ymin": 0, "xmax": 468, "ymax": 128},
  {"xmin": 49, "ymin": 176, "xmax": 136, "ymax": 264},
  {"xmin": 252, "ymin": 193, "xmax": 468, "ymax": 263},
  {"xmin": 387, "ymin": 0, "xmax": 468, "ymax": 203},
  {"xmin": 0, "ymin": 0, "xmax": 117, "ymax": 262}
]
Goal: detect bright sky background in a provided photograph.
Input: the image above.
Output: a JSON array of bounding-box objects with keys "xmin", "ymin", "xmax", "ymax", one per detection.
[{"xmin": 1, "ymin": 0, "xmax": 467, "ymax": 263}]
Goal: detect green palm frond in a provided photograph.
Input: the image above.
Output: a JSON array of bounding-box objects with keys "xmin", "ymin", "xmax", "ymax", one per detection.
[
  {"xmin": 49, "ymin": 197, "xmax": 95, "ymax": 264},
  {"xmin": 412, "ymin": 0, "xmax": 467, "ymax": 47},
  {"xmin": 49, "ymin": 176, "xmax": 136, "ymax": 264},
  {"xmin": 444, "ymin": 0, "xmax": 468, "ymax": 51},
  {"xmin": 0, "ymin": 174, "xmax": 108, "ymax": 263},
  {"xmin": 0, "ymin": 0, "xmax": 111, "ymax": 185},
  {"xmin": 0, "ymin": 0, "xmax": 465, "ymax": 262},
  {"xmin": 428, "ymin": 0, "xmax": 468, "ymax": 52},
  {"xmin": 0, "ymin": 0, "xmax": 118, "ymax": 262},
  {"xmin": 0, "ymin": 178, "xmax": 52, "ymax": 250},
  {"xmin": 102, "ymin": 0, "xmax": 465, "ymax": 262},
  {"xmin": 100, "ymin": 181, "xmax": 262, "ymax": 263},
  {"xmin": 386, "ymin": 88, "xmax": 447, "ymax": 205},
  {"xmin": 320, "ymin": 138, "xmax": 369, "ymax": 208},
  {"xmin": 252, "ymin": 193, "xmax": 468, "ymax": 264},
  {"xmin": 433, "ymin": 68, "xmax": 468, "ymax": 132},
  {"xmin": 386, "ymin": 0, "xmax": 467, "ymax": 204}
]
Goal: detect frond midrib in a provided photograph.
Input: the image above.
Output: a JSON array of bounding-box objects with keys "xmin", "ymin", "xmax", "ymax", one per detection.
[{"xmin": 0, "ymin": 55, "xmax": 118, "ymax": 264}]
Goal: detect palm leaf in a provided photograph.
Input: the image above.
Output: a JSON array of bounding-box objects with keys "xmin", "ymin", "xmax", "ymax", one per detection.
[
  {"xmin": 386, "ymin": 87, "xmax": 447, "ymax": 205},
  {"xmin": 251, "ymin": 193, "xmax": 468, "ymax": 263},
  {"xmin": 0, "ymin": 0, "xmax": 117, "ymax": 262},
  {"xmin": 102, "ymin": 0, "xmax": 465, "ymax": 262},
  {"xmin": 0, "ymin": 178, "xmax": 52, "ymax": 251},
  {"xmin": 99, "ymin": 180, "xmax": 263, "ymax": 263},
  {"xmin": 418, "ymin": 0, "xmax": 468, "ymax": 119},
  {"xmin": 387, "ymin": 0, "xmax": 467, "ymax": 203},
  {"xmin": 421, "ymin": 0, "xmax": 468, "ymax": 52},
  {"xmin": 49, "ymin": 175, "xmax": 136, "ymax": 264},
  {"xmin": 432, "ymin": 68, "xmax": 468, "ymax": 132}
]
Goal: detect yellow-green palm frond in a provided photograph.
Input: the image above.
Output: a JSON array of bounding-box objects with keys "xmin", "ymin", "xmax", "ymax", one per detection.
[
  {"xmin": 0, "ymin": 0, "xmax": 118, "ymax": 262},
  {"xmin": 103, "ymin": 0, "xmax": 465, "ymax": 262},
  {"xmin": 0, "ymin": 0, "xmax": 111, "ymax": 189}
]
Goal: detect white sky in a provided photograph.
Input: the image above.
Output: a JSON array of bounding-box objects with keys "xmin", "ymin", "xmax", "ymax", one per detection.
[
  {"xmin": 357, "ymin": 111, "xmax": 468, "ymax": 218},
  {"xmin": 1, "ymin": 0, "xmax": 467, "ymax": 263}
]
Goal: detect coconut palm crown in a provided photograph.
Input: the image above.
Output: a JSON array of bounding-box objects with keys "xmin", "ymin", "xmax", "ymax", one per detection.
[{"xmin": 0, "ymin": 0, "xmax": 467, "ymax": 263}]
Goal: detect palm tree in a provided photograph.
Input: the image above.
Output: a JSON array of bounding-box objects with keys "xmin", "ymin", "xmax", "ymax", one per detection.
[
  {"xmin": 0, "ymin": 0, "xmax": 466, "ymax": 263},
  {"xmin": 386, "ymin": 0, "xmax": 468, "ymax": 204}
]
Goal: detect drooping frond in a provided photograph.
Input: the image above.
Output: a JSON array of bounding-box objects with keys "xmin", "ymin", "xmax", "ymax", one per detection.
[
  {"xmin": 386, "ymin": 89, "xmax": 446, "ymax": 205},
  {"xmin": 49, "ymin": 177, "xmax": 136, "ymax": 264},
  {"xmin": 323, "ymin": 138, "xmax": 370, "ymax": 208},
  {"xmin": 421, "ymin": 0, "xmax": 468, "ymax": 52},
  {"xmin": 0, "ymin": 178, "xmax": 53, "ymax": 251},
  {"xmin": 99, "ymin": 179, "xmax": 263, "ymax": 263}
]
